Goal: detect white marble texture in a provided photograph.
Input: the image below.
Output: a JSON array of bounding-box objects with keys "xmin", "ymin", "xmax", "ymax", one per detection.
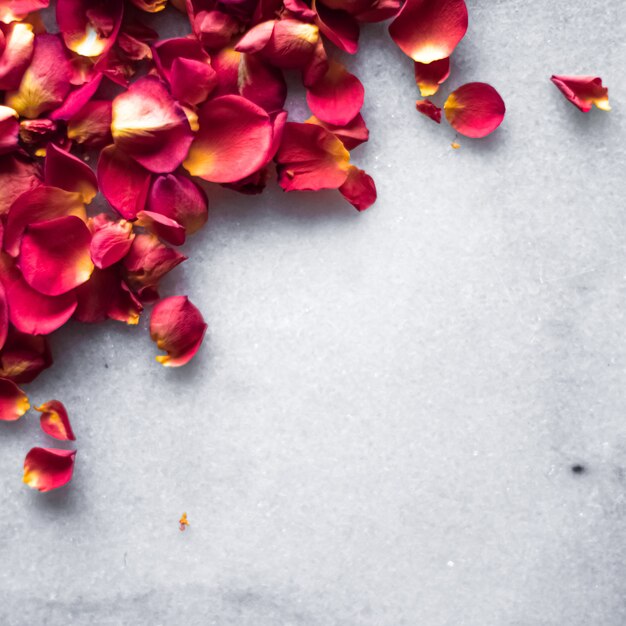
[{"xmin": 2, "ymin": 1, "xmax": 626, "ymax": 624}]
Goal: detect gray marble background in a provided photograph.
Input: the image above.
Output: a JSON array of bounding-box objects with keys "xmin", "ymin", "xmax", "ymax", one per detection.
[{"xmin": 1, "ymin": 1, "xmax": 626, "ymax": 624}]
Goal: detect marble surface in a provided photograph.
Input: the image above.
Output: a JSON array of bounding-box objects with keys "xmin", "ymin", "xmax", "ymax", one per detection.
[{"xmin": 2, "ymin": 1, "xmax": 626, "ymax": 624}]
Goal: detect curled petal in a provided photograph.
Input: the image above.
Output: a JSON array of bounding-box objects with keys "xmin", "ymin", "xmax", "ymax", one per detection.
[
  {"xmin": 444, "ymin": 82, "xmax": 505, "ymax": 138},
  {"xmin": 67, "ymin": 100, "xmax": 112, "ymax": 148},
  {"xmin": 306, "ymin": 59, "xmax": 364, "ymax": 126},
  {"xmin": 0, "ymin": 105, "xmax": 18, "ymax": 155},
  {"xmin": 44, "ymin": 143, "xmax": 98, "ymax": 203},
  {"xmin": 314, "ymin": 0, "xmax": 359, "ymax": 55},
  {"xmin": 136, "ymin": 210, "xmax": 186, "ymax": 246},
  {"xmin": 0, "ymin": 328, "xmax": 52, "ymax": 383},
  {"xmin": 150, "ymin": 295, "xmax": 207, "ymax": 367},
  {"xmin": 5, "ymin": 33, "xmax": 71, "ymax": 119},
  {"xmin": 18, "ymin": 118, "xmax": 61, "ymax": 152},
  {"xmin": 128, "ymin": 0, "xmax": 167, "ymax": 12},
  {"xmin": 0, "ymin": 377, "xmax": 29, "ymax": 421},
  {"xmin": 550, "ymin": 75, "xmax": 610, "ymax": 112},
  {"xmin": 117, "ymin": 19, "xmax": 158, "ymax": 61},
  {"xmin": 0, "ymin": 21, "xmax": 34, "ymax": 90},
  {"xmin": 19, "ymin": 215, "xmax": 94, "ymax": 296},
  {"xmin": 415, "ymin": 98, "xmax": 441, "ymax": 123},
  {"xmin": 338, "ymin": 165, "xmax": 376, "ymax": 211},
  {"xmin": 97, "ymin": 145, "xmax": 150, "ymax": 220},
  {"xmin": 89, "ymin": 216, "xmax": 134, "ymax": 269},
  {"xmin": 389, "ymin": 0, "xmax": 467, "ymax": 64},
  {"xmin": 50, "ymin": 73, "xmax": 102, "ymax": 121},
  {"xmin": 306, "ymin": 113, "xmax": 369, "ymax": 149},
  {"xmin": 275, "ymin": 121, "xmax": 350, "ymax": 191},
  {"xmin": 147, "ymin": 174, "xmax": 208, "ymax": 235},
  {"xmin": 35, "ymin": 400, "xmax": 75, "ymax": 441},
  {"xmin": 184, "ymin": 95, "xmax": 273, "ymax": 183},
  {"xmin": 414, "ymin": 57, "xmax": 450, "ymax": 97},
  {"xmin": 23, "ymin": 447, "xmax": 76, "ymax": 492},
  {"xmin": 111, "ymin": 76, "xmax": 194, "ymax": 173},
  {"xmin": 57, "ymin": 0, "xmax": 123, "ymax": 58},
  {"xmin": 5, "ymin": 185, "xmax": 85, "ymax": 257},
  {"xmin": 123, "ymin": 233, "xmax": 186, "ymax": 290}
]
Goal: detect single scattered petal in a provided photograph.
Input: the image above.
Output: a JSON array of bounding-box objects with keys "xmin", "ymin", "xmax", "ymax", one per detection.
[
  {"xmin": 550, "ymin": 75, "xmax": 611, "ymax": 112},
  {"xmin": 184, "ymin": 95, "xmax": 273, "ymax": 183},
  {"xmin": 306, "ymin": 59, "xmax": 364, "ymax": 126},
  {"xmin": 179, "ymin": 512, "xmax": 189, "ymax": 531},
  {"xmin": 35, "ymin": 400, "xmax": 75, "ymax": 441},
  {"xmin": 306, "ymin": 113, "xmax": 369, "ymax": 149},
  {"xmin": 414, "ymin": 57, "xmax": 450, "ymax": 96},
  {"xmin": 147, "ymin": 174, "xmax": 208, "ymax": 235},
  {"xmin": 0, "ymin": 105, "xmax": 18, "ymax": 155},
  {"xmin": 123, "ymin": 233, "xmax": 186, "ymax": 290},
  {"xmin": 389, "ymin": 0, "xmax": 467, "ymax": 64},
  {"xmin": 0, "ymin": 21, "xmax": 34, "ymax": 90},
  {"xmin": 444, "ymin": 82, "xmax": 505, "ymax": 138},
  {"xmin": 338, "ymin": 165, "xmax": 376, "ymax": 211},
  {"xmin": 136, "ymin": 210, "xmax": 186, "ymax": 246},
  {"xmin": 275, "ymin": 121, "xmax": 350, "ymax": 191},
  {"xmin": 111, "ymin": 76, "xmax": 194, "ymax": 173},
  {"xmin": 5, "ymin": 33, "xmax": 71, "ymax": 119},
  {"xmin": 44, "ymin": 143, "xmax": 98, "ymax": 203},
  {"xmin": 57, "ymin": 0, "xmax": 123, "ymax": 58},
  {"xmin": 67, "ymin": 100, "xmax": 112, "ymax": 148},
  {"xmin": 0, "ymin": 377, "xmax": 29, "ymax": 421},
  {"xmin": 0, "ymin": 328, "xmax": 52, "ymax": 383},
  {"xmin": 89, "ymin": 215, "xmax": 135, "ymax": 269},
  {"xmin": 150, "ymin": 295, "xmax": 207, "ymax": 367},
  {"xmin": 415, "ymin": 98, "xmax": 441, "ymax": 123},
  {"xmin": 314, "ymin": 0, "xmax": 359, "ymax": 55},
  {"xmin": 19, "ymin": 215, "xmax": 94, "ymax": 296},
  {"xmin": 97, "ymin": 145, "xmax": 151, "ymax": 220},
  {"xmin": 23, "ymin": 447, "xmax": 76, "ymax": 492}
]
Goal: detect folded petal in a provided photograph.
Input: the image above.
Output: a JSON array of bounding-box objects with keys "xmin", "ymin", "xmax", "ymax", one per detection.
[
  {"xmin": 150, "ymin": 295, "xmax": 207, "ymax": 367},
  {"xmin": 0, "ymin": 105, "xmax": 18, "ymax": 155},
  {"xmin": 67, "ymin": 100, "xmax": 112, "ymax": 148},
  {"xmin": 57, "ymin": 0, "xmax": 123, "ymax": 58},
  {"xmin": 89, "ymin": 216, "xmax": 134, "ymax": 269},
  {"xmin": 50, "ymin": 73, "xmax": 103, "ymax": 121},
  {"xmin": 19, "ymin": 215, "xmax": 94, "ymax": 296},
  {"xmin": 415, "ymin": 98, "xmax": 441, "ymax": 122},
  {"xmin": 0, "ymin": 21, "xmax": 34, "ymax": 90},
  {"xmin": 23, "ymin": 447, "xmax": 76, "ymax": 492},
  {"xmin": 44, "ymin": 143, "xmax": 98, "ymax": 203},
  {"xmin": 443, "ymin": 82, "xmax": 505, "ymax": 138},
  {"xmin": 183, "ymin": 95, "xmax": 273, "ymax": 183},
  {"xmin": 123, "ymin": 233, "xmax": 186, "ymax": 289},
  {"xmin": 550, "ymin": 75, "xmax": 610, "ymax": 112},
  {"xmin": 414, "ymin": 57, "xmax": 450, "ymax": 96},
  {"xmin": 111, "ymin": 76, "xmax": 194, "ymax": 173},
  {"xmin": 306, "ymin": 112, "xmax": 369, "ymax": 149},
  {"xmin": 0, "ymin": 328, "xmax": 52, "ymax": 383},
  {"xmin": 35, "ymin": 400, "xmax": 75, "ymax": 440},
  {"xmin": 389, "ymin": 0, "xmax": 467, "ymax": 64},
  {"xmin": 97, "ymin": 145, "xmax": 150, "ymax": 220},
  {"xmin": 5, "ymin": 33, "xmax": 71, "ymax": 119},
  {"xmin": 275, "ymin": 121, "xmax": 350, "ymax": 191},
  {"xmin": 338, "ymin": 164, "xmax": 376, "ymax": 211},
  {"xmin": 306, "ymin": 59, "xmax": 364, "ymax": 125},
  {"xmin": 0, "ymin": 377, "xmax": 29, "ymax": 421},
  {"xmin": 147, "ymin": 173, "xmax": 208, "ymax": 235},
  {"xmin": 136, "ymin": 210, "xmax": 186, "ymax": 246},
  {"xmin": 314, "ymin": 0, "xmax": 359, "ymax": 55}
]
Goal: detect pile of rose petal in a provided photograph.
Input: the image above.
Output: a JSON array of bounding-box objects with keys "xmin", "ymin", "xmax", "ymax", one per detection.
[{"xmin": 0, "ymin": 0, "xmax": 610, "ymax": 492}]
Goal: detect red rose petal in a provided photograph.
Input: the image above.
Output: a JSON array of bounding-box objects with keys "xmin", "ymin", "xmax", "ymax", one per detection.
[
  {"xmin": 0, "ymin": 281, "xmax": 8, "ymax": 351},
  {"xmin": 0, "ymin": 328, "xmax": 52, "ymax": 383},
  {"xmin": 136, "ymin": 210, "xmax": 186, "ymax": 246},
  {"xmin": 50, "ymin": 73, "xmax": 102, "ymax": 121},
  {"xmin": 19, "ymin": 215, "xmax": 94, "ymax": 296},
  {"xmin": 44, "ymin": 143, "xmax": 98, "ymax": 204},
  {"xmin": 23, "ymin": 447, "xmax": 76, "ymax": 492},
  {"xmin": 415, "ymin": 98, "xmax": 441, "ymax": 123},
  {"xmin": 0, "ymin": 105, "xmax": 18, "ymax": 154},
  {"xmin": 314, "ymin": 0, "xmax": 359, "ymax": 55},
  {"xmin": 550, "ymin": 75, "xmax": 610, "ymax": 113},
  {"xmin": 191, "ymin": 9, "xmax": 241, "ymax": 50},
  {"xmin": 338, "ymin": 165, "xmax": 376, "ymax": 211},
  {"xmin": 0, "ymin": 153, "xmax": 40, "ymax": 217},
  {"xmin": 0, "ymin": 21, "xmax": 34, "ymax": 90},
  {"xmin": 414, "ymin": 56, "xmax": 450, "ymax": 96},
  {"xmin": 0, "ymin": 377, "xmax": 29, "ymax": 421},
  {"xmin": 183, "ymin": 95, "xmax": 273, "ymax": 183},
  {"xmin": 0, "ymin": 1, "xmax": 49, "ymax": 24},
  {"xmin": 389, "ymin": 0, "xmax": 467, "ymax": 64},
  {"xmin": 123, "ymin": 233, "xmax": 186, "ymax": 290},
  {"xmin": 150, "ymin": 295, "xmax": 207, "ymax": 367},
  {"xmin": 306, "ymin": 113, "xmax": 369, "ymax": 149},
  {"xmin": 238, "ymin": 53, "xmax": 287, "ymax": 113},
  {"xmin": 35, "ymin": 399, "xmax": 75, "ymax": 441},
  {"xmin": 89, "ymin": 215, "xmax": 134, "ymax": 269},
  {"xmin": 444, "ymin": 82, "xmax": 505, "ymax": 138},
  {"xmin": 67, "ymin": 100, "xmax": 112, "ymax": 148},
  {"xmin": 129, "ymin": 0, "xmax": 167, "ymax": 12}
]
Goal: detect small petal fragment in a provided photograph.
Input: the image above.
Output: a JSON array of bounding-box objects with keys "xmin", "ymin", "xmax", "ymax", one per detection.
[
  {"xmin": 550, "ymin": 75, "xmax": 611, "ymax": 112},
  {"xmin": 23, "ymin": 447, "xmax": 76, "ymax": 492},
  {"xmin": 389, "ymin": 0, "xmax": 467, "ymax": 64},
  {"xmin": 150, "ymin": 295, "xmax": 207, "ymax": 367},
  {"xmin": 338, "ymin": 165, "xmax": 376, "ymax": 211},
  {"xmin": 415, "ymin": 98, "xmax": 441, "ymax": 123},
  {"xmin": 414, "ymin": 57, "xmax": 450, "ymax": 96},
  {"xmin": 0, "ymin": 377, "xmax": 29, "ymax": 421},
  {"xmin": 44, "ymin": 143, "xmax": 98, "ymax": 203},
  {"xmin": 179, "ymin": 512, "xmax": 189, "ymax": 531},
  {"xmin": 35, "ymin": 400, "xmax": 75, "ymax": 441},
  {"xmin": 444, "ymin": 82, "xmax": 505, "ymax": 138}
]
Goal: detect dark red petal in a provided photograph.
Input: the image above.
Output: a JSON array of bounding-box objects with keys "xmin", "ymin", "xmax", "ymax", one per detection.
[
  {"xmin": 314, "ymin": 0, "xmax": 359, "ymax": 55},
  {"xmin": 0, "ymin": 105, "xmax": 18, "ymax": 155},
  {"xmin": 136, "ymin": 210, "xmax": 186, "ymax": 246},
  {"xmin": 415, "ymin": 98, "xmax": 441, "ymax": 123},
  {"xmin": 0, "ymin": 328, "xmax": 52, "ymax": 383},
  {"xmin": 338, "ymin": 165, "xmax": 376, "ymax": 211},
  {"xmin": 23, "ymin": 447, "xmax": 76, "ymax": 492},
  {"xmin": 44, "ymin": 143, "xmax": 98, "ymax": 203},
  {"xmin": 67, "ymin": 100, "xmax": 112, "ymax": 148},
  {"xmin": 0, "ymin": 377, "xmax": 29, "ymax": 421},
  {"xmin": 123, "ymin": 233, "xmax": 186, "ymax": 289},
  {"xmin": 89, "ymin": 216, "xmax": 134, "ymax": 269}
]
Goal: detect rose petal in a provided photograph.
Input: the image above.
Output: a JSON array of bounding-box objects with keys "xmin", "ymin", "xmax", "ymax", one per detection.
[
  {"xmin": 123, "ymin": 233, "xmax": 186, "ymax": 290},
  {"xmin": 306, "ymin": 112, "xmax": 369, "ymax": 149},
  {"xmin": 128, "ymin": 0, "xmax": 167, "ymax": 12},
  {"xmin": 355, "ymin": 0, "xmax": 401, "ymax": 22},
  {"xmin": 23, "ymin": 447, "xmax": 76, "ymax": 492},
  {"xmin": 192, "ymin": 10, "xmax": 241, "ymax": 50},
  {"xmin": 183, "ymin": 95, "xmax": 273, "ymax": 183},
  {"xmin": 50, "ymin": 73, "xmax": 102, "ymax": 121},
  {"xmin": 0, "ymin": 280, "xmax": 8, "ymax": 350},
  {"xmin": 5, "ymin": 33, "xmax": 71, "ymax": 119},
  {"xmin": 97, "ymin": 145, "xmax": 150, "ymax": 220},
  {"xmin": 44, "ymin": 143, "xmax": 98, "ymax": 204},
  {"xmin": 443, "ymin": 82, "xmax": 505, "ymax": 138},
  {"xmin": 35, "ymin": 399, "xmax": 75, "ymax": 441},
  {"xmin": 0, "ymin": 377, "xmax": 29, "ymax": 421},
  {"xmin": 306, "ymin": 59, "xmax": 364, "ymax": 126},
  {"xmin": 147, "ymin": 174, "xmax": 208, "ymax": 235},
  {"xmin": 415, "ymin": 98, "xmax": 441, "ymax": 123},
  {"xmin": 117, "ymin": 18, "xmax": 158, "ymax": 61},
  {"xmin": 111, "ymin": 76, "xmax": 194, "ymax": 173},
  {"xmin": 150, "ymin": 295, "xmax": 207, "ymax": 367},
  {"xmin": 136, "ymin": 210, "xmax": 186, "ymax": 246},
  {"xmin": 389, "ymin": 0, "xmax": 467, "ymax": 64},
  {"xmin": 314, "ymin": 0, "xmax": 359, "ymax": 55},
  {"xmin": 0, "ymin": 1, "xmax": 49, "ymax": 24},
  {"xmin": 57, "ymin": 0, "xmax": 123, "ymax": 58},
  {"xmin": 0, "ymin": 328, "xmax": 52, "ymax": 383},
  {"xmin": 550, "ymin": 75, "xmax": 611, "ymax": 113},
  {"xmin": 89, "ymin": 215, "xmax": 134, "ymax": 269},
  {"xmin": 238, "ymin": 53, "xmax": 287, "ymax": 113},
  {"xmin": 414, "ymin": 56, "xmax": 450, "ymax": 96},
  {"xmin": 19, "ymin": 215, "xmax": 94, "ymax": 296},
  {"xmin": 338, "ymin": 164, "xmax": 376, "ymax": 211},
  {"xmin": 67, "ymin": 100, "xmax": 112, "ymax": 148},
  {"xmin": 0, "ymin": 105, "xmax": 18, "ymax": 155},
  {"xmin": 0, "ymin": 21, "xmax": 34, "ymax": 90},
  {"xmin": 275, "ymin": 121, "xmax": 350, "ymax": 191}
]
